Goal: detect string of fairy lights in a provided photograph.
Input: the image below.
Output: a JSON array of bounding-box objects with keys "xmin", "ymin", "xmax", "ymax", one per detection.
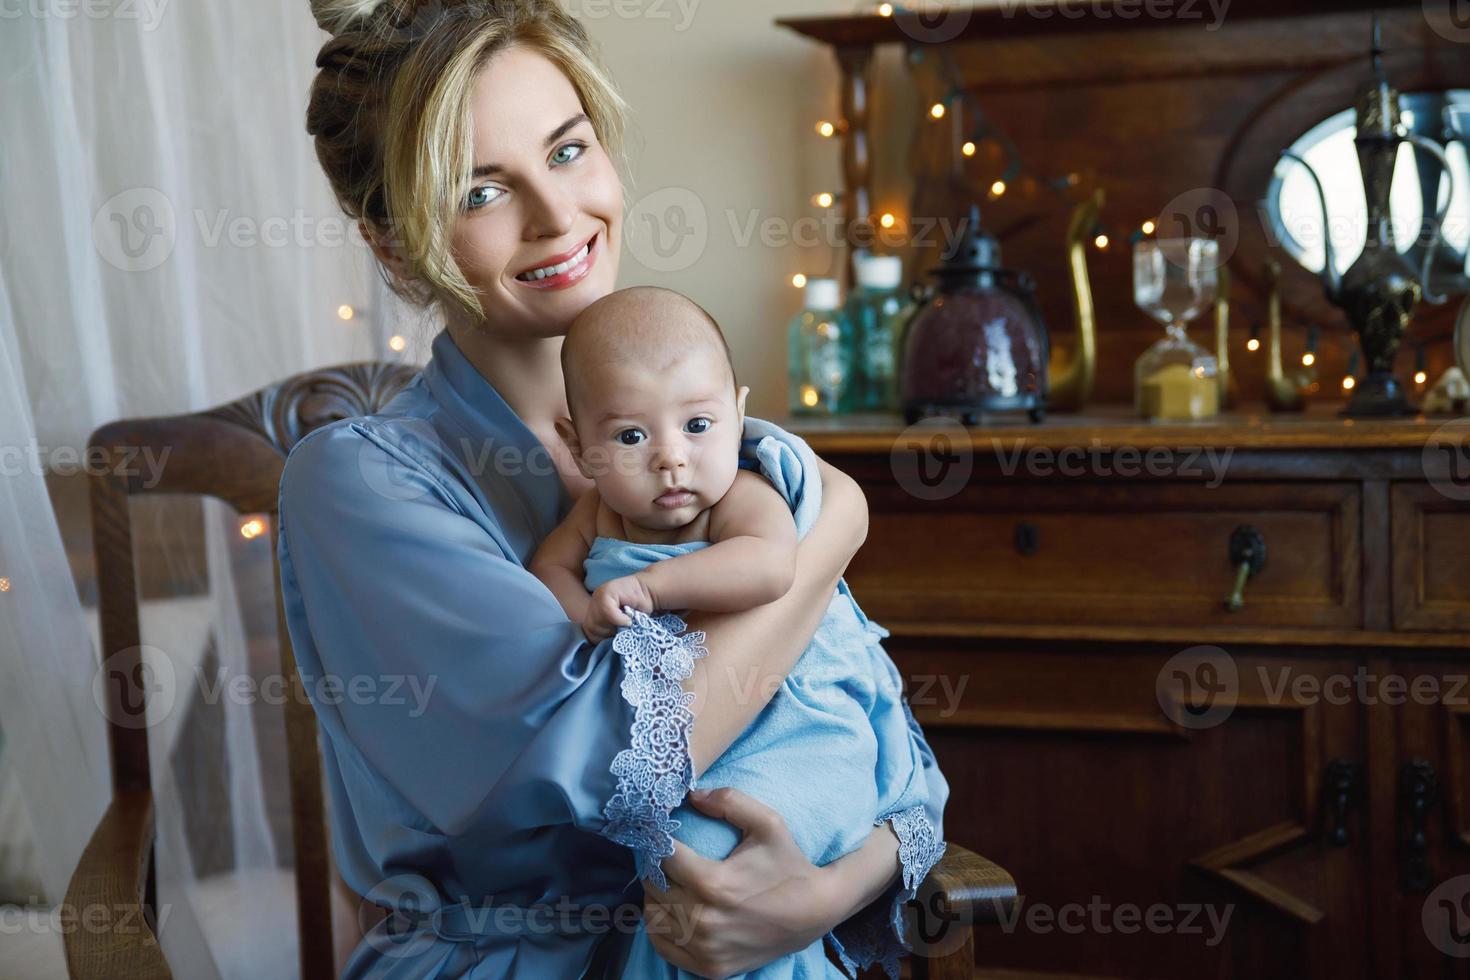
[{"xmin": 798, "ymin": 1, "xmax": 1439, "ymax": 397}]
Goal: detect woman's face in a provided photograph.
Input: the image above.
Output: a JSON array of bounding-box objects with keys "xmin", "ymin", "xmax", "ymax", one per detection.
[{"xmin": 448, "ymin": 45, "xmax": 623, "ymax": 339}]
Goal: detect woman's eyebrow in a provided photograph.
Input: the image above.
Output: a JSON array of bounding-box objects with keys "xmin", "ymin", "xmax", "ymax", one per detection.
[{"xmin": 470, "ymin": 113, "xmax": 591, "ymax": 178}]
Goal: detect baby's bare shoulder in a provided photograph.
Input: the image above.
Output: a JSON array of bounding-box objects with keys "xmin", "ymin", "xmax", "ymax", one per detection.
[{"xmin": 709, "ymin": 469, "xmax": 794, "ymax": 542}]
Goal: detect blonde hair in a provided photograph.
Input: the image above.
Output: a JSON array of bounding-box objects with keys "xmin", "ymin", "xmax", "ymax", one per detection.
[{"xmin": 306, "ymin": 0, "xmax": 629, "ymax": 320}]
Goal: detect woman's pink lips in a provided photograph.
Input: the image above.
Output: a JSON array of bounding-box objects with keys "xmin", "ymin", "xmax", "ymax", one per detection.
[
  {"xmin": 654, "ymin": 491, "xmax": 693, "ymax": 509},
  {"xmin": 514, "ymin": 233, "xmax": 598, "ymax": 291}
]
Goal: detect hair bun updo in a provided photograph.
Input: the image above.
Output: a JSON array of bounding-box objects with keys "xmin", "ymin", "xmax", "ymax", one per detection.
[{"xmin": 310, "ymin": 0, "xmax": 395, "ymax": 36}]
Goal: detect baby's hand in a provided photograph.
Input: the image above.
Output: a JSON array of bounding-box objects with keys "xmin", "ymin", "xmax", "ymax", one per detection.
[{"xmin": 581, "ymin": 574, "xmax": 657, "ymax": 643}]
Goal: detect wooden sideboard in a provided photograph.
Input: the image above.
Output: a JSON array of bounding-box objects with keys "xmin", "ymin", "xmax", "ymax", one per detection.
[{"xmin": 786, "ymin": 407, "xmax": 1470, "ymax": 980}]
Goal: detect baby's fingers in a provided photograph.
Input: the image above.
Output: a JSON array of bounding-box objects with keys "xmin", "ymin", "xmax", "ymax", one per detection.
[{"xmin": 599, "ymin": 595, "xmax": 632, "ymax": 626}]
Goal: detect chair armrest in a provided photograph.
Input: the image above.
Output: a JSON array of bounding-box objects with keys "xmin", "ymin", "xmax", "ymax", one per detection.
[
  {"xmin": 63, "ymin": 789, "xmax": 172, "ymax": 980},
  {"xmin": 918, "ymin": 844, "xmax": 1017, "ymax": 926}
]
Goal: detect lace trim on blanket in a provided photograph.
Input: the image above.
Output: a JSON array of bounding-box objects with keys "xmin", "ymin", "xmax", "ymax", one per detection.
[
  {"xmin": 826, "ymin": 804, "xmax": 947, "ymax": 980},
  {"xmin": 598, "ymin": 608, "xmax": 708, "ymax": 891}
]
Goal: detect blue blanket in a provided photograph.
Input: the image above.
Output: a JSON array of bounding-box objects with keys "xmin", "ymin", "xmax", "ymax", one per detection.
[{"xmin": 592, "ymin": 418, "xmax": 949, "ymax": 980}]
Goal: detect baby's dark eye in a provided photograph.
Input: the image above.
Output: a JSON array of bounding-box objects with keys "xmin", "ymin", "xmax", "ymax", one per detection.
[
  {"xmin": 616, "ymin": 429, "xmax": 645, "ymax": 446},
  {"xmin": 685, "ymin": 418, "xmax": 711, "ymax": 434}
]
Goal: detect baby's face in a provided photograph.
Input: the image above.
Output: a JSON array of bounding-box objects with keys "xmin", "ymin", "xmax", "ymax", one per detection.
[{"xmin": 569, "ymin": 347, "xmax": 748, "ymax": 533}]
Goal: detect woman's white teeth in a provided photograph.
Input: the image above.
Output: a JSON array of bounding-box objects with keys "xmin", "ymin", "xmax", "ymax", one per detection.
[{"xmin": 518, "ymin": 242, "xmax": 590, "ymax": 281}]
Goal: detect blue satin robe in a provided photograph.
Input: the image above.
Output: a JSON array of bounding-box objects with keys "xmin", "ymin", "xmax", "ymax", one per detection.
[{"xmin": 276, "ymin": 328, "xmax": 942, "ymax": 979}]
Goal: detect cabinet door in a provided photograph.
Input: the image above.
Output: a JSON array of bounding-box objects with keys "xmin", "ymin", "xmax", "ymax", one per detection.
[
  {"xmin": 895, "ymin": 641, "xmax": 1373, "ymax": 980},
  {"xmin": 1377, "ymin": 658, "xmax": 1470, "ymax": 979},
  {"xmin": 1391, "ymin": 484, "xmax": 1470, "ymax": 631}
]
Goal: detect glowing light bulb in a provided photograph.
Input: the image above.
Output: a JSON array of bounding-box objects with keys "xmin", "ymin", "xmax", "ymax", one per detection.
[
  {"xmin": 337, "ymin": 304, "xmax": 355, "ymax": 321},
  {"xmin": 990, "ymin": 180, "xmax": 1007, "ymax": 198},
  {"xmin": 816, "ymin": 120, "xmax": 836, "ymax": 138},
  {"xmin": 1342, "ymin": 375, "xmax": 1356, "ymax": 391},
  {"xmin": 1415, "ymin": 370, "xmax": 1428, "ymax": 385},
  {"xmin": 801, "ymin": 386, "xmax": 820, "ymax": 408},
  {"xmin": 962, "ymin": 141, "xmax": 977, "ymax": 157},
  {"xmin": 929, "ymin": 103, "xmax": 946, "ymax": 120},
  {"xmin": 812, "ymin": 192, "xmax": 835, "ymax": 209},
  {"xmin": 240, "ymin": 518, "xmax": 267, "ymax": 540},
  {"xmin": 879, "ymin": 213, "xmax": 897, "ymax": 229},
  {"xmin": 1302, "ymin": 352, "xmax": 1316, "ymax": 367},
  {"xmin": 1246, "ymin": 337, "xmax": 1260, "ymax": 352},
  {"xmin": 388, "ymin": 334, "xmax": 407, "ymax": 352},
  {"xmin": 1093, "ymin": 234, "xmax": 1109, "ymax": 250},
  {"xmin": 1141, "ymin": 220, "xmax": 1156, "ymax": 235},
  {"xmin": 0, "ymin": 578, "xmax": 9, "ymax": 593},
  {"xmin": 877, "ymin": 2, "xmax": 894, "ymax": 15},
  {"xmin": 792, "ymin": 274, "xmax": 808, "ymax": 289}
]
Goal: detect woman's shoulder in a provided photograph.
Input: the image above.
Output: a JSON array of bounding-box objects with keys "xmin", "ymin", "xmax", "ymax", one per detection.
[{"xmin": 278, "ymin": 404, "xmax": 463, "ymax": 521}]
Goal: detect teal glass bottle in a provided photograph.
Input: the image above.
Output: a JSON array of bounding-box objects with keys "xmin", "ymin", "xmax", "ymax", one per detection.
[
  {"xmin": 844, "ymin": 254, "xmax": 910, "ymax": 412},
  {"xmin": 787, "ymin": 278, "xmax": 855, "ymax": 415}
]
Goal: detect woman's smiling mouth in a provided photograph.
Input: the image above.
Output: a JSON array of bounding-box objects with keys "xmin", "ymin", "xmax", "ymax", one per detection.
[{"xmin": 514, "ymin": 233, "xmax": 598, "ymax": 290}]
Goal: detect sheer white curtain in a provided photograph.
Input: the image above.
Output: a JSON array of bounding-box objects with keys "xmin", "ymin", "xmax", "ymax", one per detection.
[{"xmin": 0, "ymin": 2, "xmax": 430, "ymax": 977}]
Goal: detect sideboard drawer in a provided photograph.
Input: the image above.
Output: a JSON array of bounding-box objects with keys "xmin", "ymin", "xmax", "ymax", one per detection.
[
  {"xmin": 1392, "ymin": 483, "xmax": 1470, "ymax": 631},
  {"xmin": 847, "ymin": 481, "xmax": 1361, "ymax": 630}
]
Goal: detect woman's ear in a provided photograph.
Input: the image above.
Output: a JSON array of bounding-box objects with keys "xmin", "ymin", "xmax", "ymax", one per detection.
[
  {"xmin": 359, "ymin": 220, "xmax": 414, "ymax": 283},
  {"xmin": 554, "ymin": 416, "xmax": 595, "ymax": 479}
]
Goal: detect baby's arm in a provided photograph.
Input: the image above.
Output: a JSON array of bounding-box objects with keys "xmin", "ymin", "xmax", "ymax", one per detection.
[
  {"xmin": 638, "ymin": 469, "xmax": 798, "ymax": 613},
  {"xmin": 529, "ymin": 487, "xmax": 600, "ymax": 626}
]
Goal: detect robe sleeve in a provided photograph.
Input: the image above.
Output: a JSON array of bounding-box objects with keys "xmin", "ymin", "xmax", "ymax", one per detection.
[
  {"xmin": 276, "ymin": 420, "xmax": 706, "ymax": 887},
  {"xmin": 827, "ymin": 686, "xmax": 950, "ymax": 980}
]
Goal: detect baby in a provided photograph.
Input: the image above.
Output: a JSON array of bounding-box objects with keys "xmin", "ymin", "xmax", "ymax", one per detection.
[
  {"xmin": 531, "ymin": 286, "xmax": 794, "ymax": 643},
  {"xmin": 531, "ymin": 286, "xmax": 947, "ymax": 980}
]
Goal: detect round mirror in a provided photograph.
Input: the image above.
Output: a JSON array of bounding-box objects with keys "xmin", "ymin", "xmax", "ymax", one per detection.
[{"xmin": 1265, "ymin": 90, "xmax": 1470, "ymax": 291}]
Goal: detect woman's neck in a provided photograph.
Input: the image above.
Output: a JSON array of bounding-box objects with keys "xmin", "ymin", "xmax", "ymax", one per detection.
[{"xmin": 446, "ymin": 320, "xmax": 570, "ymax": 430}]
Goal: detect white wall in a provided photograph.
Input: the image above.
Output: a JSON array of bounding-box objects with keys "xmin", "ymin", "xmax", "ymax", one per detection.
[{"xmin": 581, "ymin": 1, "xmax": 919, "ymax": 417}]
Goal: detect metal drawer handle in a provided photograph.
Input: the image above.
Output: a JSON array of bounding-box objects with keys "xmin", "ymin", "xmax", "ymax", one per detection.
[{"xmin": 1224, "ymin": 525, "xmax": 1265, "ymax": 612}]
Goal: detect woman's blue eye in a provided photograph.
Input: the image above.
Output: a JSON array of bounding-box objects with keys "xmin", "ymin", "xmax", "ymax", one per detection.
[
  {"xmin": 552, "ymin": 143, "xmax": 586, "ymax": 166},
  {"xmin": 616, "ymin": 429, "xmax": 645, "ymax": 446},
  {"xmin": 465, "ymin": 185, "xmax": 501, "ymax": 211},
  {"xmin": 685, "ymin": 418, "xmax": 711, "ymax": 434}
]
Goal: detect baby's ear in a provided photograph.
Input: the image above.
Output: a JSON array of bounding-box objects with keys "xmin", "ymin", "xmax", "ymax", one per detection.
[
  {"xmin": 554, "ymin": 416, "xmax": 581, "ymax": 455},
  {"xmin": 554, "ymin": 416, "xmax": 594, "ymax": 479},
  {"xmin": 734, "ymin": 385, "xmax": 750, "ymax": 422}
]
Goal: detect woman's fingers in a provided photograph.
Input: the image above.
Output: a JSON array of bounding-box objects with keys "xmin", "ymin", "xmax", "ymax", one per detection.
[
  {"xmin": 660, "ymin": 837, "xmax": 722, "ymax": 886},
  {"xmin": 685, "ymin": 787, "xmax": 783, "ymax": 841}
]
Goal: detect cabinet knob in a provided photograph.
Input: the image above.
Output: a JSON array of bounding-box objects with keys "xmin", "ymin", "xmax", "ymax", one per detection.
[
  {"xmin": 1323, "ymin": 758, "xmax": 1362, "ymax": 846},
  {"xmin": 1223, "ymin": 525, "xmax": 1266, "ymax": 612},
  {"xmin": 1401, "ymin": 758, "xmax": 1440, "ymax": 893},
  {"xmin": 1014, "ymin": 521, "xmax": 1040, "ymax": 557}
]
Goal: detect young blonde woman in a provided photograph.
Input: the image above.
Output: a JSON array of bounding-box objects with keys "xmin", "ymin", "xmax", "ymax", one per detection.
[{"xmin": 280, "ymin": 2, "xmax": 939, "ymax": 976}]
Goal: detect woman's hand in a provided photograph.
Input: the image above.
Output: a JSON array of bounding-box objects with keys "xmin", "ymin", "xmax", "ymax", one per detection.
[{"xmin": 642, "ymin": 788, "xmax": 838, "ymax": 979}]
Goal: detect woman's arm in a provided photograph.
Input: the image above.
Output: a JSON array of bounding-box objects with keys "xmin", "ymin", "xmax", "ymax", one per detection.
[
  {"xmin": 644, "ymin": 788, "xmax": 902, "ymax": 979},
  {"xmin": 680, "ymin": 456, "xmax": 867, "ymax": 776}
]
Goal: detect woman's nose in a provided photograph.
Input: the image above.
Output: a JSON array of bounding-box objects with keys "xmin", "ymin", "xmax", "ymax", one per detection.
[{"xmin": 520, "ymin": 173, "xmax": 576, "ymax": 241}]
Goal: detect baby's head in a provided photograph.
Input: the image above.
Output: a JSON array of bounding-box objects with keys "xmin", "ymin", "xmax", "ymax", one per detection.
[{"xmin": 555, "ymin": 286, "xmax": 749, "ymax": 533}]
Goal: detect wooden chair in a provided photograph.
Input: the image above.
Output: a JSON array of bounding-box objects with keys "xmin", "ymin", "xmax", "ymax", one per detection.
[{"xmin": 61, "ymin": 362, "xmax": 1016, "ymax": 980}]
